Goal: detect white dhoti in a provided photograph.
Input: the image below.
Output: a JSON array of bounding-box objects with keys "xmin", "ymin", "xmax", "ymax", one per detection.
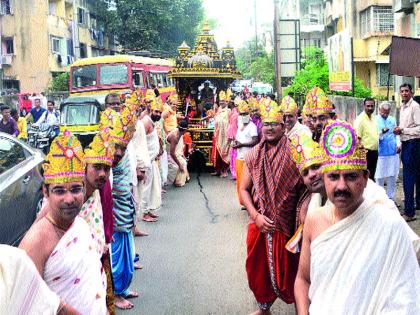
[
  {"xmin": 160, "ymin": 150, "xmax": 169, "ymax": 186},
  {"xmin": 308, "ymin": 199, "xmax": 420, "ymax": 314},
  {"xmin": 141, "ymin": 123, "xmax": 162, "ymax": 213},
  {"xmin": 44, "ymin": 217, "xmax": 107, "ymax": 315},
  {"xmin": 375, "ymin": 154, "xmax": 400, "ymax": 201}
]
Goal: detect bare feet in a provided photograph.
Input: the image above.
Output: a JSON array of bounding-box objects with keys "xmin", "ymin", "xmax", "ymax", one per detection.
[
  {"xmin": 210, "ymin": 172, "xmax": 220, "ymax": 176},
  {"xmin": 114, "ymin": 296, "xmax": 133, "ymax": 310},
  {"xmin": 249, "ymin": 309, "xmax": 272, "ymax": 315},
  {"xmin": 220, "ymin": 172, "xmax": 228, "ymax": 178},
  {"xmin": 162, "ymin": 188, "xmax": 167, "ymax": 193},
  {"xmin": 133, "ymin": 227, "xmax": 149, "ymax": 237},
  {"xmin": 124, "ymin": 290, "xmax": 139, "ymax": 299},
  {"xmin": 148, "ymin": 211, "xmax": 159, "ymax": 218},
  {"xmin": 142, "ymin": 214, "xmax": 158, "ymax": 222},
  {"xmin": 134, "ymin": 262, "xmax": 143, "ymax": 270}
]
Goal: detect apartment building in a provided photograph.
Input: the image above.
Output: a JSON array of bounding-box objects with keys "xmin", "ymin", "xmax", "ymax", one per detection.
[
  {"xmin": 324, "ymin": 0, "xmax": 394, "ymax": 97},
  {"xmin": 0, "ymin": 0, "xmax": 116, "ymax": 93}
]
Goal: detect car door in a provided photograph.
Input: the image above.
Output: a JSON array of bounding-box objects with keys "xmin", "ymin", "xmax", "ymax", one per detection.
[{"xmin": 0, "ymin": 135, "xmax": 36, "ymax": 245}]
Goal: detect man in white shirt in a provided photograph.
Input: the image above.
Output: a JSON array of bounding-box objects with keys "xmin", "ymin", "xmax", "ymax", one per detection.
[
  {"xmin": 33, "ymin": 100, "xmax": 60, "ymax": 135},
  {"xmin": 394, "ymin": 83, "xmax": 420, "ymax": 221},
  {"xmin": 232, "ymin": 101, "xmax": 259, "ymax": 206}
]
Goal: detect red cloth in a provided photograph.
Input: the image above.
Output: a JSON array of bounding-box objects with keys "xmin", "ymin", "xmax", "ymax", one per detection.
[
  {"xmin": 100, "ymin": 179, "xmax": 114, "ymax": 244},
  {"xmin": 246, "ymin": 223, "xmax": 299, "ymax": 305},
  {"xmin": 245, "ymin": 135, "xmax": 308, "ymax": 237}
]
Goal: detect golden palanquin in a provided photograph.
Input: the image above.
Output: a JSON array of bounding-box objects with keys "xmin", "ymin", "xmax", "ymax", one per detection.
[{"xmin": 169, "ymin": 22, "xmax": 241, "ymax": 166}]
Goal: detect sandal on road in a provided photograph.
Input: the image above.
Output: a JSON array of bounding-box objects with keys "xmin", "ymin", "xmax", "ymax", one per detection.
[
  {"xmin": 402, "ymin": 214, "xmax": 417, "ymax": 222},
  {"xmin": 114, "ymin": 297, "xmax": 134, "ymax": 310},
  {"xmin": 124, "ymin": 290, "xmax": 139, "ymax": 299}
]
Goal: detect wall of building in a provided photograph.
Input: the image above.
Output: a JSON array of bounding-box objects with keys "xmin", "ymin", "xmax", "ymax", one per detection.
[{"xmin": 1, "ymin": 0, "xmax": 50, "ymax": 92}]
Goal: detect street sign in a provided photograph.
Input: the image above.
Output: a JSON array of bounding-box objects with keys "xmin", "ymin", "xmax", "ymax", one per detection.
[
  {"xmin": 279, "ymin": 19, "xmax": 300, "ymax": 86},
  {"xmin": 327, "ymin": 29, "xmax": 353, "ymax": 92}
]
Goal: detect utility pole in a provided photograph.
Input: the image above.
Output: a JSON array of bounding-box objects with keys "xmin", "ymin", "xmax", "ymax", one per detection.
[
  {"xmin": 254, "ymin": 0, "xmax": 258, "ymax": 58},
  {"xmin": 273, "ymin": 0, "xmax": 282, "ymax": 99}
]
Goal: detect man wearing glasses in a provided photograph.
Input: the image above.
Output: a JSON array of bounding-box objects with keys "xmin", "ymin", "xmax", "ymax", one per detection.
[
  {"xmin": 19, "ymin": 131, "xmax": 107, "ymax": 314},
  {"xmin": 240, "ymin": 103, "xmax": 309, "ymax": 315}
]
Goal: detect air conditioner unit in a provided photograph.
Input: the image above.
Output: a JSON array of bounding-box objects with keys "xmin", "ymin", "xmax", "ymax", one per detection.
[
  {"xmin": 1, "ymin": 55, "xmax": 12, "ymax": 65},
  {"xmin": 395, "ymin": 0, "xmax": 414, "ymax": 13}
]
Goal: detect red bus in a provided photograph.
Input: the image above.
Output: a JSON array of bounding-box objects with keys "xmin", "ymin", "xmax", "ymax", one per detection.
[{"xmin": 69, "ymin": 55, "xmax": 175, "ymax": 102}]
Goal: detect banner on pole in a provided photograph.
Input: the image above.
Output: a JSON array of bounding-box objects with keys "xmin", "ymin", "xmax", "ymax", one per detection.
[{"xmin": 327, "ymin": 29, "xmax": 352, "ymax": 92}]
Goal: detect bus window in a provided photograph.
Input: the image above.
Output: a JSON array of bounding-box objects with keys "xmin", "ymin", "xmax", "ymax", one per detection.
[
  {"xmin": 99, "ymin": 64, "xmax": 128, "ymax": 85},
  {"xmin": 133, "ymin": 71, "xmax": 145, "ymax": 88},
  {"xmin": 160, "ymin": 73, "xmax": 167, "ymax": 87},
  {"xmin": 72, "ymin": 65, "xmax": 97, "ymax": 88}
]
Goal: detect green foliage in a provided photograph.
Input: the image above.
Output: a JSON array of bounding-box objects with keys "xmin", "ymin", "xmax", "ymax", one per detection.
[
  {"xmin": 100, "ymin": 0, "xmax": 204, "ymax": 56},
  {"xmin": 285, "ymin": 46, "xmax": 372, "ymax": 102},
  {"xmin": 48, "ymin": 72, "xmax": 69, "ymax": 92},
  {"xmin": 236, "ymin": 40, "xmax": 275, "ymax": 86}
]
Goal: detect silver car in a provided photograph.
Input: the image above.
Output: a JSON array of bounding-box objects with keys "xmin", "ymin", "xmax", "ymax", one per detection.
[{"xmin": 0, "ymin": 132, "xmax": 44, "ymax": 245}]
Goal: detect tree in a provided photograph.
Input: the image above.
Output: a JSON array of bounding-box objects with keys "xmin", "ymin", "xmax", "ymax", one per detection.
[
  {"xmin": 102, "ymin": 0, "xmax": 204, "ymax": 56},
  {"xmin": 285, "ymin": 46, "xmax": 371, "ymax": 102},
  {"xmin": 47, "ymin": 72, "xmax": 70, "ymax": 92}
]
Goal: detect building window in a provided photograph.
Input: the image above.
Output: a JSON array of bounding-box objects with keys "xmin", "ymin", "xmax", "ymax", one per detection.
[
  {"xmin": 51, "ymin": 36, "xmax": 62, "ymax": 54},
  {"xmin": 4, "ymin": 38, "xmax": 13, "ymax": 54},
  {"xmin": 0, "ymin": 0, "xmax": 11, "ymax": 15},
  {"xmin": 48, "ymin": 1, "xmax": 57, "ymax": 15},
  {"xmin": 80, "ymin": 43, "xmax": 87, "ymax": 58},
  {"xmin": 360, "ymin": 6, "xmax": 393, "ymax": 37},
  {"xmin": 376, "ymin": 64, "xmax": 393, "ymax": 87},
  {"xmin": 78, "ymin": 7, "xmax": 87, "ymax": 25}
]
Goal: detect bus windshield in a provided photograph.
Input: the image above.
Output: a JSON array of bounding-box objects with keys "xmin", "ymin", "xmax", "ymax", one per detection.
[
  {"xmin": 100, "ymin": 64, "xmax": 128, "ymax": 85},
  {"xmin": 72, "ymin": 65, "xmax": 97, "ymax": 88}
]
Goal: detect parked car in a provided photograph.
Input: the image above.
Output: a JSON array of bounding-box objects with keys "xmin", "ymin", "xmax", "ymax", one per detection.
[{"xmin": 0, "ymin": 132, "xmax": 44, "ymax": 245}]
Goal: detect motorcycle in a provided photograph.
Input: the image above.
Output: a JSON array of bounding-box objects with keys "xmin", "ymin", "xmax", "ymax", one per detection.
[{"xmin": 27, "ymin": 123, "xmax": 57, "ymax": 154}]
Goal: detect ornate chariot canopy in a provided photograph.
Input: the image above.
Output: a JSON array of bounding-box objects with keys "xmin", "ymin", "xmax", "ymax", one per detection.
[{"xmin": 168, "ymin": 21, "xmax": 241, "ymax": 79}]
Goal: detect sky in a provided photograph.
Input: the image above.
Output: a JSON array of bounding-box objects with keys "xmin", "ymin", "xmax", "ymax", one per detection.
[{"xmin": 202, "ymin": 0, "xmax": 274, "ymax": 49}]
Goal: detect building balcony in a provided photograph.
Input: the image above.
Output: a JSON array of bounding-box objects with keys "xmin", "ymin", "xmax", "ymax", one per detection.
[
  {"xmin": 394, "ymin": 0, "xmax": 414, "ymax": 13},
  {"xmin": 1, "ymin": 55, "xmax": 13, "ymax": 66}
]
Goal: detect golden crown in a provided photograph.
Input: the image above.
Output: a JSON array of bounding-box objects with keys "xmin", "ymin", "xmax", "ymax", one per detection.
[
  {"xmin": 151, "ymin": 96, "xmax": 164, "ymax": 112},
  {"xmin": 111, "ymin": 106, "xmax": 136, "ymax": 147},
  {"xmin": 145, "ymin": 89, "xmax": 156, "ymax": 102},
  {"xmin": 280, "ymin": 95, "xmax": 298, "ymax": 114},
  {"xmin": 43, "ymin": 130, "xmax": 85, "ymax": 184},
  {"xmin": 167, "ymin": 94, "xmax": 178, "ymax": 104},
  {"xmin": 305, "ymin": 87, "xmax": 334, "ymax": 115},
  {"xmin": 320, "ymin": 120, "xmax": 367, "ymax": 172},
  {"xmin": 260, "ymin": 100, "xmax": 282, "ymax": 123},
  {"xmin": 238, "ymin": 100, "xmax": 250, "ymax": 114},
  {"xmin": 219, "ymin": 90, "xmax": 227, "ymax": 102},
  {"xmin": 84, "ymin": 127, "xmax": 115, "ymax": 166},
  {"xmin": 99, "ymin": 108, "xmax": 118, "ymax": 130},
  {"xmin": 289, "ymin": 134, "xmax": 324, "ymax": 174}
]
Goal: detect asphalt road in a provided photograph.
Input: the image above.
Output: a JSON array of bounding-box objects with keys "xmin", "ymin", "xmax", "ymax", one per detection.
[{"xmin": 120, "ymin": 173, "xmax": 295, "ymax": 315}]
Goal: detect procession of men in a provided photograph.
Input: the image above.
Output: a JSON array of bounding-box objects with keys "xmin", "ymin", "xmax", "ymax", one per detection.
[{"xmin": 1, "ymin": 83, "xmax": 420, "ymax": 315}]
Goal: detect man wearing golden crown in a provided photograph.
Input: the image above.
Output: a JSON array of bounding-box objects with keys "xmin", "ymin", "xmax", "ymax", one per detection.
[
  {"xmin": 211, "ymin": 89, "xmax": 231, "ymax": 178},
  {"xmin": 162, "ymin": 94, "xmax": 183, "ymax": 134},
  {"xmin": 19, "ymin": 131, "xmax": 107, "ymax": 314},
  {"xmin": 107, "ymin": 106, "xmax": 139, "ymax": 310},
  {"xmin": 279, "ymin": 95, "xmax": 312, "ymax": 140},
  {"xmin": 295, "ymin": 120, "xmax": 420, "ymax": 314},
  {"xmin": 141, "ymin": 91, "xmax": 163, "ymax": 222},
  {"xmin": 239, "ymin": 103, "xmax": 309, "ymax": 314}
]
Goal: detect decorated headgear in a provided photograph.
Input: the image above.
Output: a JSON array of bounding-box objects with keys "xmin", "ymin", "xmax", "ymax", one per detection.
[
  {"xmin": 43, "ymin": 130, "xmax": 85, "ymax": 184},
  {"xmin": 238, "ymin": 100, "xmax": 250, "ymax": 114},
  {"xmin": 111, "ymin": 106, "xmax": 136, "ymax": 147},
  {"xmin": 84, "ymin": 128, "xmax": 115, "ymax": 166},
  {"xmin": 168, "ymin": 94, "xmax": 178, "ymax": 104},
  {"xmin": 289, "ymin": 134, "xmax": 324, "ymax": 174},
  {"xmin": 247, "ymin": 96, "xmax": 258, "ymax": 112},
  {"xmin": 320, "ymin": 120, "xmax": 367, "ymax": 172},
  {"xmin": 151, "ymin": 96, "xmax": 164, "ymax": 112},
  {"xmin": 280, "ymin": 95, "xmax": 298, "ymax": 115},
  {"xmin": 301, "ymin": 102, "xmax": 311, "ymax": 118},
  {"xmin": 305, "ymin": 87, "xmax": 334, "ymax": 115},
  {"xmin": 226, "ymin": 88, "xmax": 233, "ymax": 101},
  {"xmin": 260, "ymin": 100, "xmax": 283, "ymax": 123},
  {"xmin": 145, "ymin": 89, "xmax": 155, "ymax": 102},
  {"xmin": 219, "ymin": 90, "xmax": 228, "ymax": 102},
  {"xmin": 99, "ymin": 108, "xmax": 118, "ymax": 130},
  {"xmin": 125, "ymin": 89, "xmax": 144, "ymax": 112}
]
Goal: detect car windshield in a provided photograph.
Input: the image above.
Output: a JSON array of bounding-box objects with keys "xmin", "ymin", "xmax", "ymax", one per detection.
[
  {"xmin": 61, "ymin": 104, "xmax": 99, "ymax": 125},
  {"xmin": 72, "ymin": 65, "xmax": 97, "ymax": 88},
  {"xmin": 100, "ymin": 64, "xmax": 128, "ymax": 85}
]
